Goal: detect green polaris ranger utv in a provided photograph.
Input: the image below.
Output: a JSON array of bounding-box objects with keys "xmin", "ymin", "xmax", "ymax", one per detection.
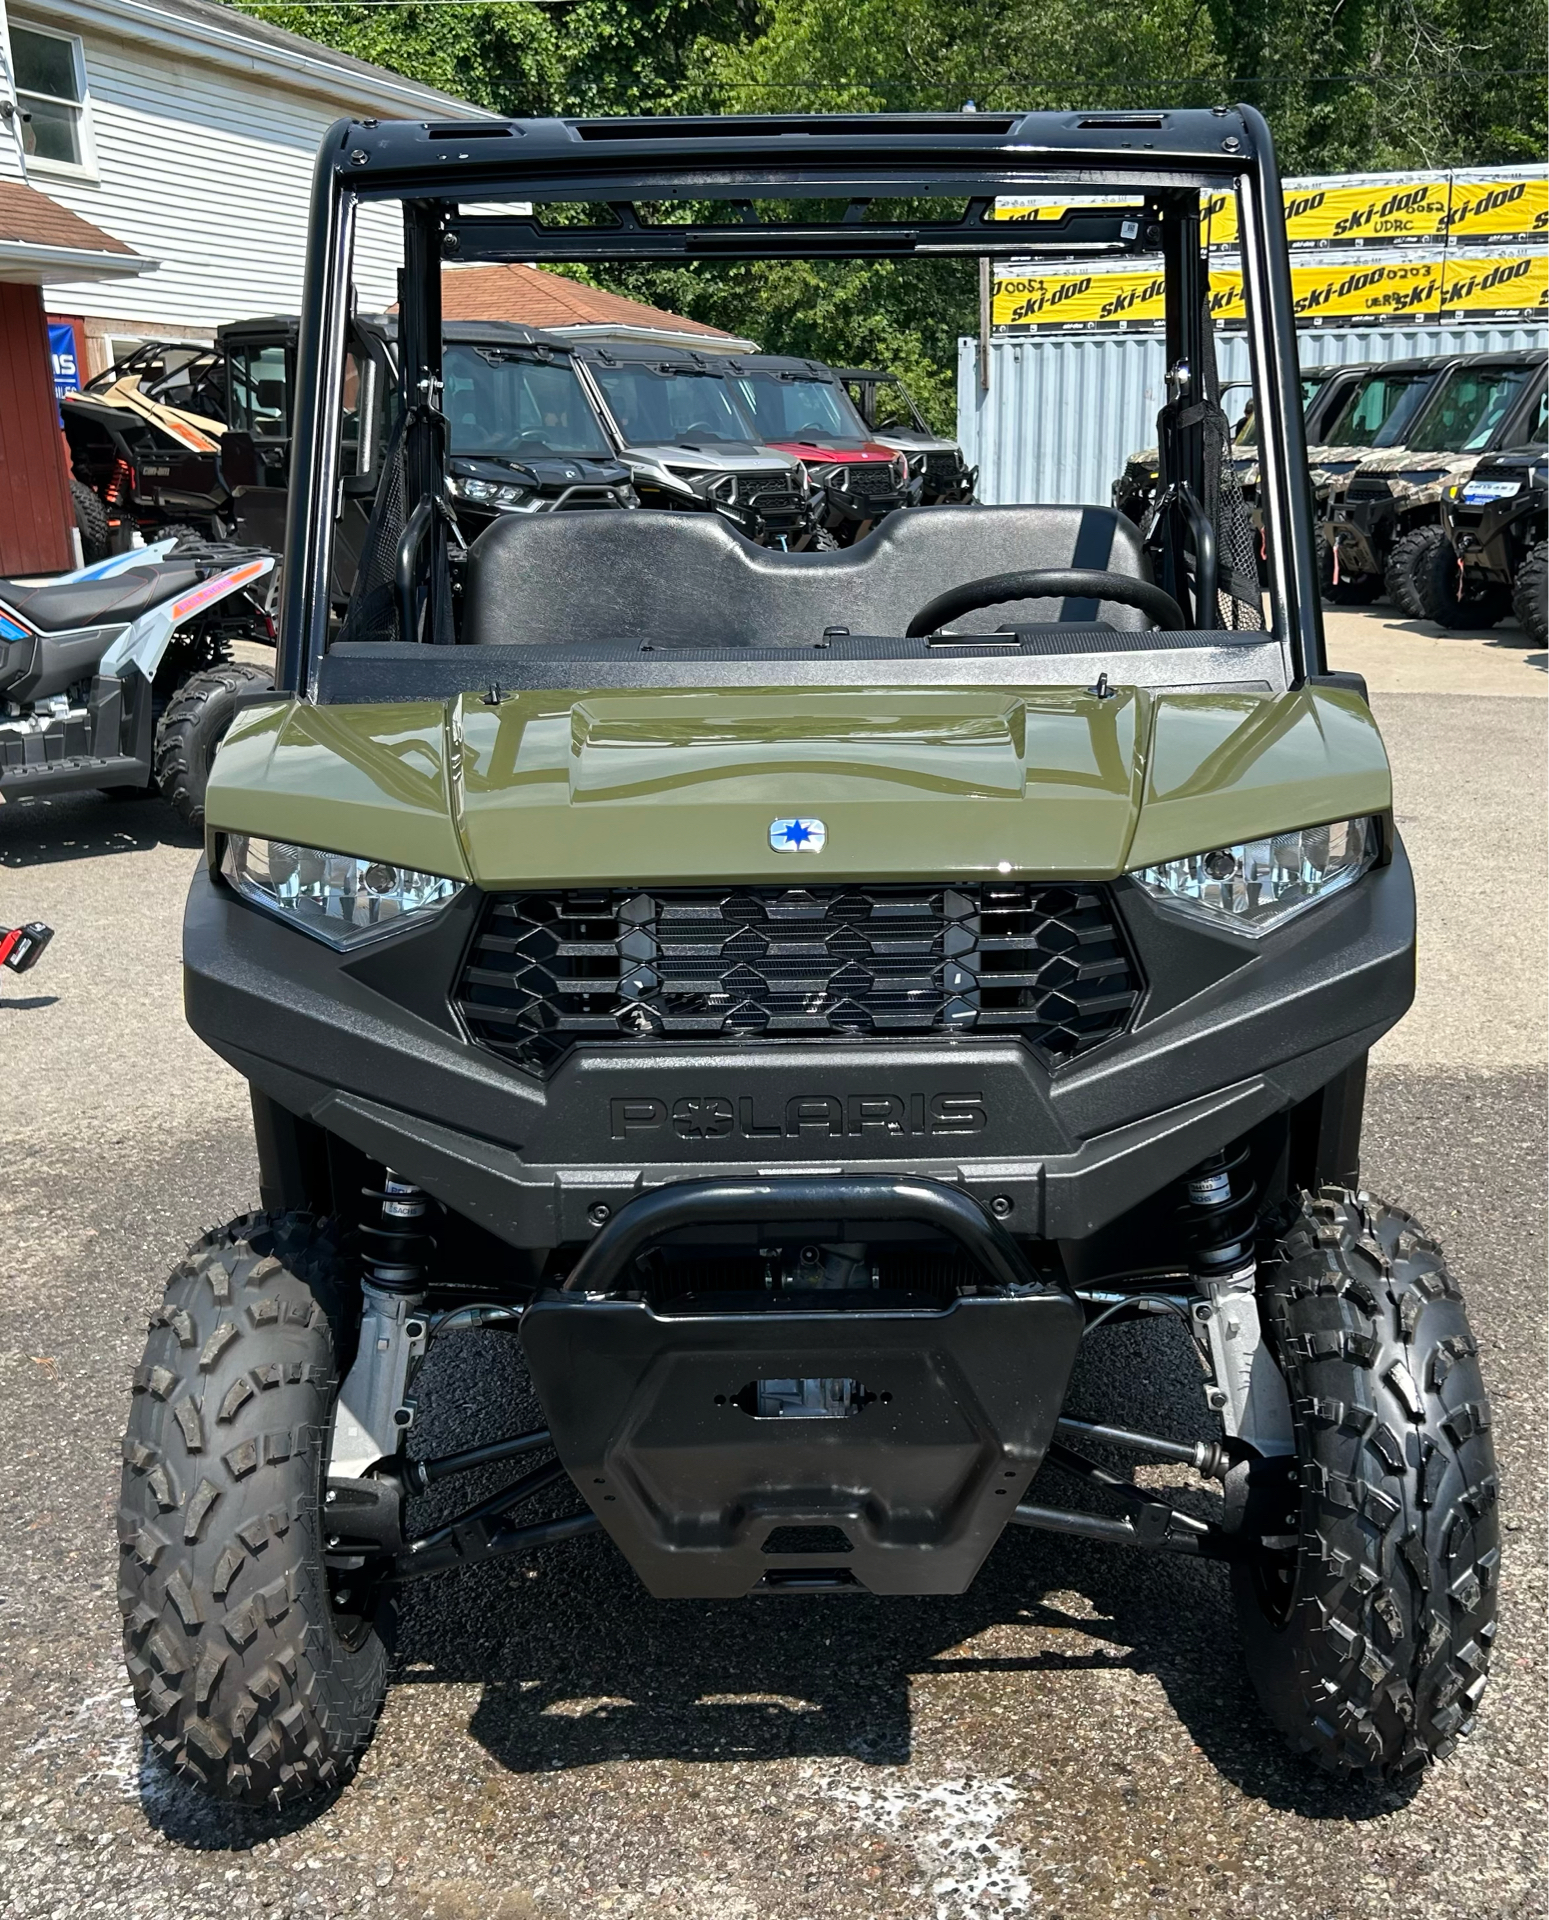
[{"xmin": 119, "ymin": 109, "xmax": 1498, "ymax": 1810}]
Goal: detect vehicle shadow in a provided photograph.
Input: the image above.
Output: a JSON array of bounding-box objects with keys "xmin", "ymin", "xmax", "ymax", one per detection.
[
  {"xmin": 0, "ymin": 791, "xmax": 200, "ymax": 865},
  {"xmin": 1384, "ymin": 614, "xmax": 1541, "ymax": 656},
  {"xmin": 405, "ymin": 1320, "xmax": 1413, "ymax": 1822},
  {"xmin": 136, "ymin": 1316, "xmax": 1418, "ymax": 1849}
]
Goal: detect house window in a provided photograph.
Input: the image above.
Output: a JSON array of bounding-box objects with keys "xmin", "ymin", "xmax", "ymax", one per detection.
[{"xmin": 10, "ymin": 23, "xmax": 92, "ymax": 173}]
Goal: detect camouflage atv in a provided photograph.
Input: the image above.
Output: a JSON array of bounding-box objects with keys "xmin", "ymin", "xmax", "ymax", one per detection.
[
  {"xmin": 1326, "ymin": 352, "xmax": 1546, "ymax": 615},
  {"xmin": 119, "ymin": 109, "xmax": 1498, "ymax": 1811},
  {"xmin": 1427, "ymin": 421, "xmax": 1548, "ymax": 641}
]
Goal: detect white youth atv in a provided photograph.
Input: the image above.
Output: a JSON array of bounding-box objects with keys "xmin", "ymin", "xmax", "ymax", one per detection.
[{"xmin": 0, "ymin": 541, "xmax": 274, "ymax": 829}]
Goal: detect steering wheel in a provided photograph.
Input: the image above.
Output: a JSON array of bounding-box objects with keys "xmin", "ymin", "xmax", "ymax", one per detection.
[{"xmin": 905, "ymin": 569, "xmax": 1187, "ymax": 637}]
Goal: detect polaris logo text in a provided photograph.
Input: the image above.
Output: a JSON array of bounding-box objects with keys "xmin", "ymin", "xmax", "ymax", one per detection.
[{"xmin": 610, "ymin": 1092, "xmax": 989, "ymax": 1141}]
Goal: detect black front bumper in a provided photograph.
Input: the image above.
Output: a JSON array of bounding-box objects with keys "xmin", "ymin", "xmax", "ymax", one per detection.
[
  {"xmin": 184, "ymin": 842, "xmax": 1415, "ymax": 1252},
  {"xmin": 1446, "ymin": 492, "xmax": 1547, "ymax": 587},
  {"xmin": 1328, "ymin": 497, "xmax": 1391, "ymax": 579}
]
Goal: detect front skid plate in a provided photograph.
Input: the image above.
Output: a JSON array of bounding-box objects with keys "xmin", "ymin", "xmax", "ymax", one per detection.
[{"xmin": 521, "ymin": 1289, "xmax": 1083, "ymax": 1598}]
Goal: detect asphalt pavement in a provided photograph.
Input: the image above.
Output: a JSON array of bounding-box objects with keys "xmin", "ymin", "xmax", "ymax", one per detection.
[{"xmin": 0, "ymin": 605, "xmax": 1543, "ymax": 1920}]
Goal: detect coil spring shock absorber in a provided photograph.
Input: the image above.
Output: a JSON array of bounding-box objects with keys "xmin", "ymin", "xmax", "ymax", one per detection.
[
  {"xmin": 360, "ymin": 1173, "xmax": 433, "ymax": 1294},
  {"xmin": 1180, "ymin": 1146, "xmax": 1258, "ymax": 1291},
  {"xmin": 328, "ymin": 1173, "xmax": 434, "ymax": 1479},
  {"xmin": 1178, "ymin": 1147, "xmax": 1292, "ymax": 1452}
]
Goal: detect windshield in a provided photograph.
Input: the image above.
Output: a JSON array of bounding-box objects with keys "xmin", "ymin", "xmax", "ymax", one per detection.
[
  {"xmin": 1323, "ymin": 370, "xmax": 1437, "ymax": 450},
  {"xmin": 444, "ymin": 348, "xmax": 612, "ymax": 460},
  {"xmin": 589, "ymin": 365, "xmax": 750, "ymax": 446},
  {"xmin": 848, "ymin": 376, "xmax": 928, "ymax": 434},
  {"xmin": 733, "ymin": 371, "xmax": 870, "ymax": 446},
  {"xmin": 228, "ymin": 341, "xmax": 290, "ymax": 443},
  {"xmin": 1406, "ymin": 366, "xmax": 1535, "ymax": 455}
]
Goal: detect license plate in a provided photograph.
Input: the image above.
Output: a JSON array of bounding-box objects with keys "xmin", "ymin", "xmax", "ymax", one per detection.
[{"xmin": 1462, "ymin": 481, "xmax": 1521, "ymax": 504}]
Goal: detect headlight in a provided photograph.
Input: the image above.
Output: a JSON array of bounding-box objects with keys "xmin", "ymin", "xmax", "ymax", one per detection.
[
  {"xmin": 451, "ymin": 476, "xmax": 533, "ymax": 509},
  {"xmin": 891, "ymin": 454, "xmax": 909, "ymax": 487},
  {"xmin": 1130, "ymin": 818, "xmax": 1377, "ymax": 937},
  {"xmin": 219, "ymin": 834, "xmax": 463, "ymax": 949},
  {"xmin": 907, "ymin": 453, "xmax": 927, "ymax": 478}
]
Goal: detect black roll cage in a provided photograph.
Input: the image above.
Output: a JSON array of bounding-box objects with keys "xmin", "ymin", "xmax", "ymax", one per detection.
[{"xmin": 278, "ymin": 107, "xmax": 1323, "ymax": 698}]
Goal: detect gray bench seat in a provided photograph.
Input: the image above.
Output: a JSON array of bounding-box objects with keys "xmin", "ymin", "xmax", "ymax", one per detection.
[{"xmin": 460, "ymin": 504, "xmax": 1157, "ymax": 648}]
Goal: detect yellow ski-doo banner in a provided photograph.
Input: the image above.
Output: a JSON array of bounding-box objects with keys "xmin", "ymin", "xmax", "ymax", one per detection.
[
  {"xmin": 1203, "ymin": 175, "xmax": 1450, "ymax": 250},
  {"xmin": 993, "ymin": 253, "xmax": 1453, "ymax": 330},
  {"xmin": 1440, "ymin": 250, "xmax": 1549, "ymax": 317},
  {"xmin": 1446, "ymin": 174, "xmax": 1549, "ymax": 242},
  {"xmin": 991, "ymin": 261, "xmax": 1166, "ymax": 329},
  {"xmin": 992, "ymin": 195, "xmax": 1145, "ymax": 224}
]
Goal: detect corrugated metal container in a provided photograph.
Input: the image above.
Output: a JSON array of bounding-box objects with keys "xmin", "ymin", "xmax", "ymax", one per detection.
[{"xmin": 958, "ymin": 323, "xmax": 1548, "ymax": 505}]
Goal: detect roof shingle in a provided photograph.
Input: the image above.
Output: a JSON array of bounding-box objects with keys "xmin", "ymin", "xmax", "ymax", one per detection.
[
  {"xmin": 439, "ymin": 263, "xmax": 739, "ymax": 341},
  {"xmin": 0, "ymin": 181, "xmax": 135, "ymax": 256}
]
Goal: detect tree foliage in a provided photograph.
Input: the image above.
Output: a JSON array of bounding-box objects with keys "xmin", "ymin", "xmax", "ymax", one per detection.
[{"xmin": 236, "ymin": 0, "xmax": 1546, "ymax": 427}]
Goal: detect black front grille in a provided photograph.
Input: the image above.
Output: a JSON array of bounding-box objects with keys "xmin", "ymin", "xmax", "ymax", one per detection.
[
  {"xmin": 732, "ymin": 473, "xmax": 803, "ymax": 512},
  {"xmin": 455, "ymin": 884, "xmax": 1140, "ymax": 1073},
  {"xmin": 840, "ymin": 463, "xmax": 902, "ymax": 500},
  {"xmin": 924, "ymin": 451, "xmax": 963, "ymax": 491},
  {"xmin": 1346, "ymin": 476, "xmax": 1393, "ymax": 502}
]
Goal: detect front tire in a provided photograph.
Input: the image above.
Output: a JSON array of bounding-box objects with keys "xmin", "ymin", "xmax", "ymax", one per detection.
[
  {"xmin": 1512, "ymin": 539, "xmax": 1547, "ymax": 647},
  {"xmin": 118, "ymin": 1214, "xmax": 390, "ymax": 1807},
  {"xmin": 1233, "ymin": 1191, "xmax": 1499, "ymax": 1783},
  {"xmin": 153, "ymin": 660, "xmax": 273, "ymax": 830},
  {"xmin": 1385, "ymin": 527, "xmax": 1439, "ymax": 619}
]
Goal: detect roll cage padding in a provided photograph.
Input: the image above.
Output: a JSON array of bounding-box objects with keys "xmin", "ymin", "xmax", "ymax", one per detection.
[{"xmin": 460, "ymin": 503, "xmax": 1154, "ymax": 648}]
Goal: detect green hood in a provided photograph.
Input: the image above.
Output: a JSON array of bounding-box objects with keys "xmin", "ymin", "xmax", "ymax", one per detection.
[{"xmin": 207, "ymin": 682, "xmax": 1391, "ymax": 887}]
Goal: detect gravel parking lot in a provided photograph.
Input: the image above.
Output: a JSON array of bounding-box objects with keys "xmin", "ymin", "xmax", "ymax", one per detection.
[{"xmin": 1, "ymin": 606, "xmax": 1543, "ymax": 1920}]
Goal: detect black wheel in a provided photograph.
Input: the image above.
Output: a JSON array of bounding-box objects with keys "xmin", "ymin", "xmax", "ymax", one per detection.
[
  {"xmin": 118, "ymin": 1213, "xmax": 390, "ymax": 1807},
  {"xmin": 809, "ymin": 526, "xmax": 841, "ymax": 551},
  {"xmin": 153, "ymin": 660, "xmax": 273, "ymax": 830},
  {"xmin": 1511, "ymin": 538, "xmax": 1547, "ymax": 647},
  {"xmin": 1319, "ymin": 540, "xmax": 1382, "ymax": 604},
  {"xmin": 1414, "ymin": 526, "xmax": 1510, "ymax": 629},
  {"xmin": 1383, "ymin": 527, "xmax": 1441, "ymax": 619},
  {"xmin": 70, "ymin": 477, "xmax": 110, "ymax": 563},
  {"xmin": 1232, "ymin": 1190, "xmax": 1499, "ymax": 1783}
]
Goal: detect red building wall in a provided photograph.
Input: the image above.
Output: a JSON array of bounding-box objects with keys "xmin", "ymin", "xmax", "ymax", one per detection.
[{"xmin": 0, "ymin": 282, "xmax": 75, "ymax": 574}]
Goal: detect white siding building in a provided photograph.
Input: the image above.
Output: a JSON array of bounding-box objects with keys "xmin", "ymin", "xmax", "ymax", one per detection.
[{"xmin": 0, "ymin": 0, "xmax": 482, "ymax": 368}]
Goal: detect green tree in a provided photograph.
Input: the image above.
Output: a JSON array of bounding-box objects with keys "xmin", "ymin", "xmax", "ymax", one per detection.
[
  {"xmin": 234, "ymin": 0, "xmax": 759, "ymax": 119},
  {"xmin": 1206, "ymin": 0, "xmax": 1548, "ymax": 170},
  {"xmin": 230, "ymin": 0, "xmax": 1546, "ymax": 425}
]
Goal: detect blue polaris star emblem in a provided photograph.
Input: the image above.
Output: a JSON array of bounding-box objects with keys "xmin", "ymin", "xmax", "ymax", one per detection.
[{"xmin": 770, "ymin": 816, "xmax": 826, "ymax": 853}]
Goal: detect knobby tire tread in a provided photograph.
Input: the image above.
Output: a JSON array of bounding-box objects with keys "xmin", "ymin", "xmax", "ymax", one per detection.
[
  {"xmin": 1239, "ymin": 1189, "xmax": 1500, "ymax": 1783},
  {"xmin": 118, "ymin": 1213, "xmax": 389, "ymax": 1808},
  {"xmin": 1511, "ymin": 539, "xmax": 1547, "ymax": 648},
  {"xmin": 153, "ymin": 661, "xmax": 273, "ymax": 830}
]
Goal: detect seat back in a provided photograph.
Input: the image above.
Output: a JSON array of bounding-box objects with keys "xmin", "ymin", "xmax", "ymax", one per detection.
[{"xmin": 461, "ymin": 504, "xmax": 1154, "ymax": 648}]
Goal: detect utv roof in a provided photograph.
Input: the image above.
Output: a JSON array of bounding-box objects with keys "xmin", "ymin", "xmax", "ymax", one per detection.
[
  {"xmin": 724, "ymin": 356, "xmax": 842, "ymax": 379},
  {"xmin": 322, "ymin": 108, "xmax": 1267, "ymax": 269},
  {"xmin": 568, "ymin": 339, "xmax": 751, "ymax": 367},
  {"xmin": 331, "ymin": 107, "xmax": 1263, "ymax": 187},
  {"xmin": 220, "ymin": 312, "xmax": 568, "ymax": 353}
]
